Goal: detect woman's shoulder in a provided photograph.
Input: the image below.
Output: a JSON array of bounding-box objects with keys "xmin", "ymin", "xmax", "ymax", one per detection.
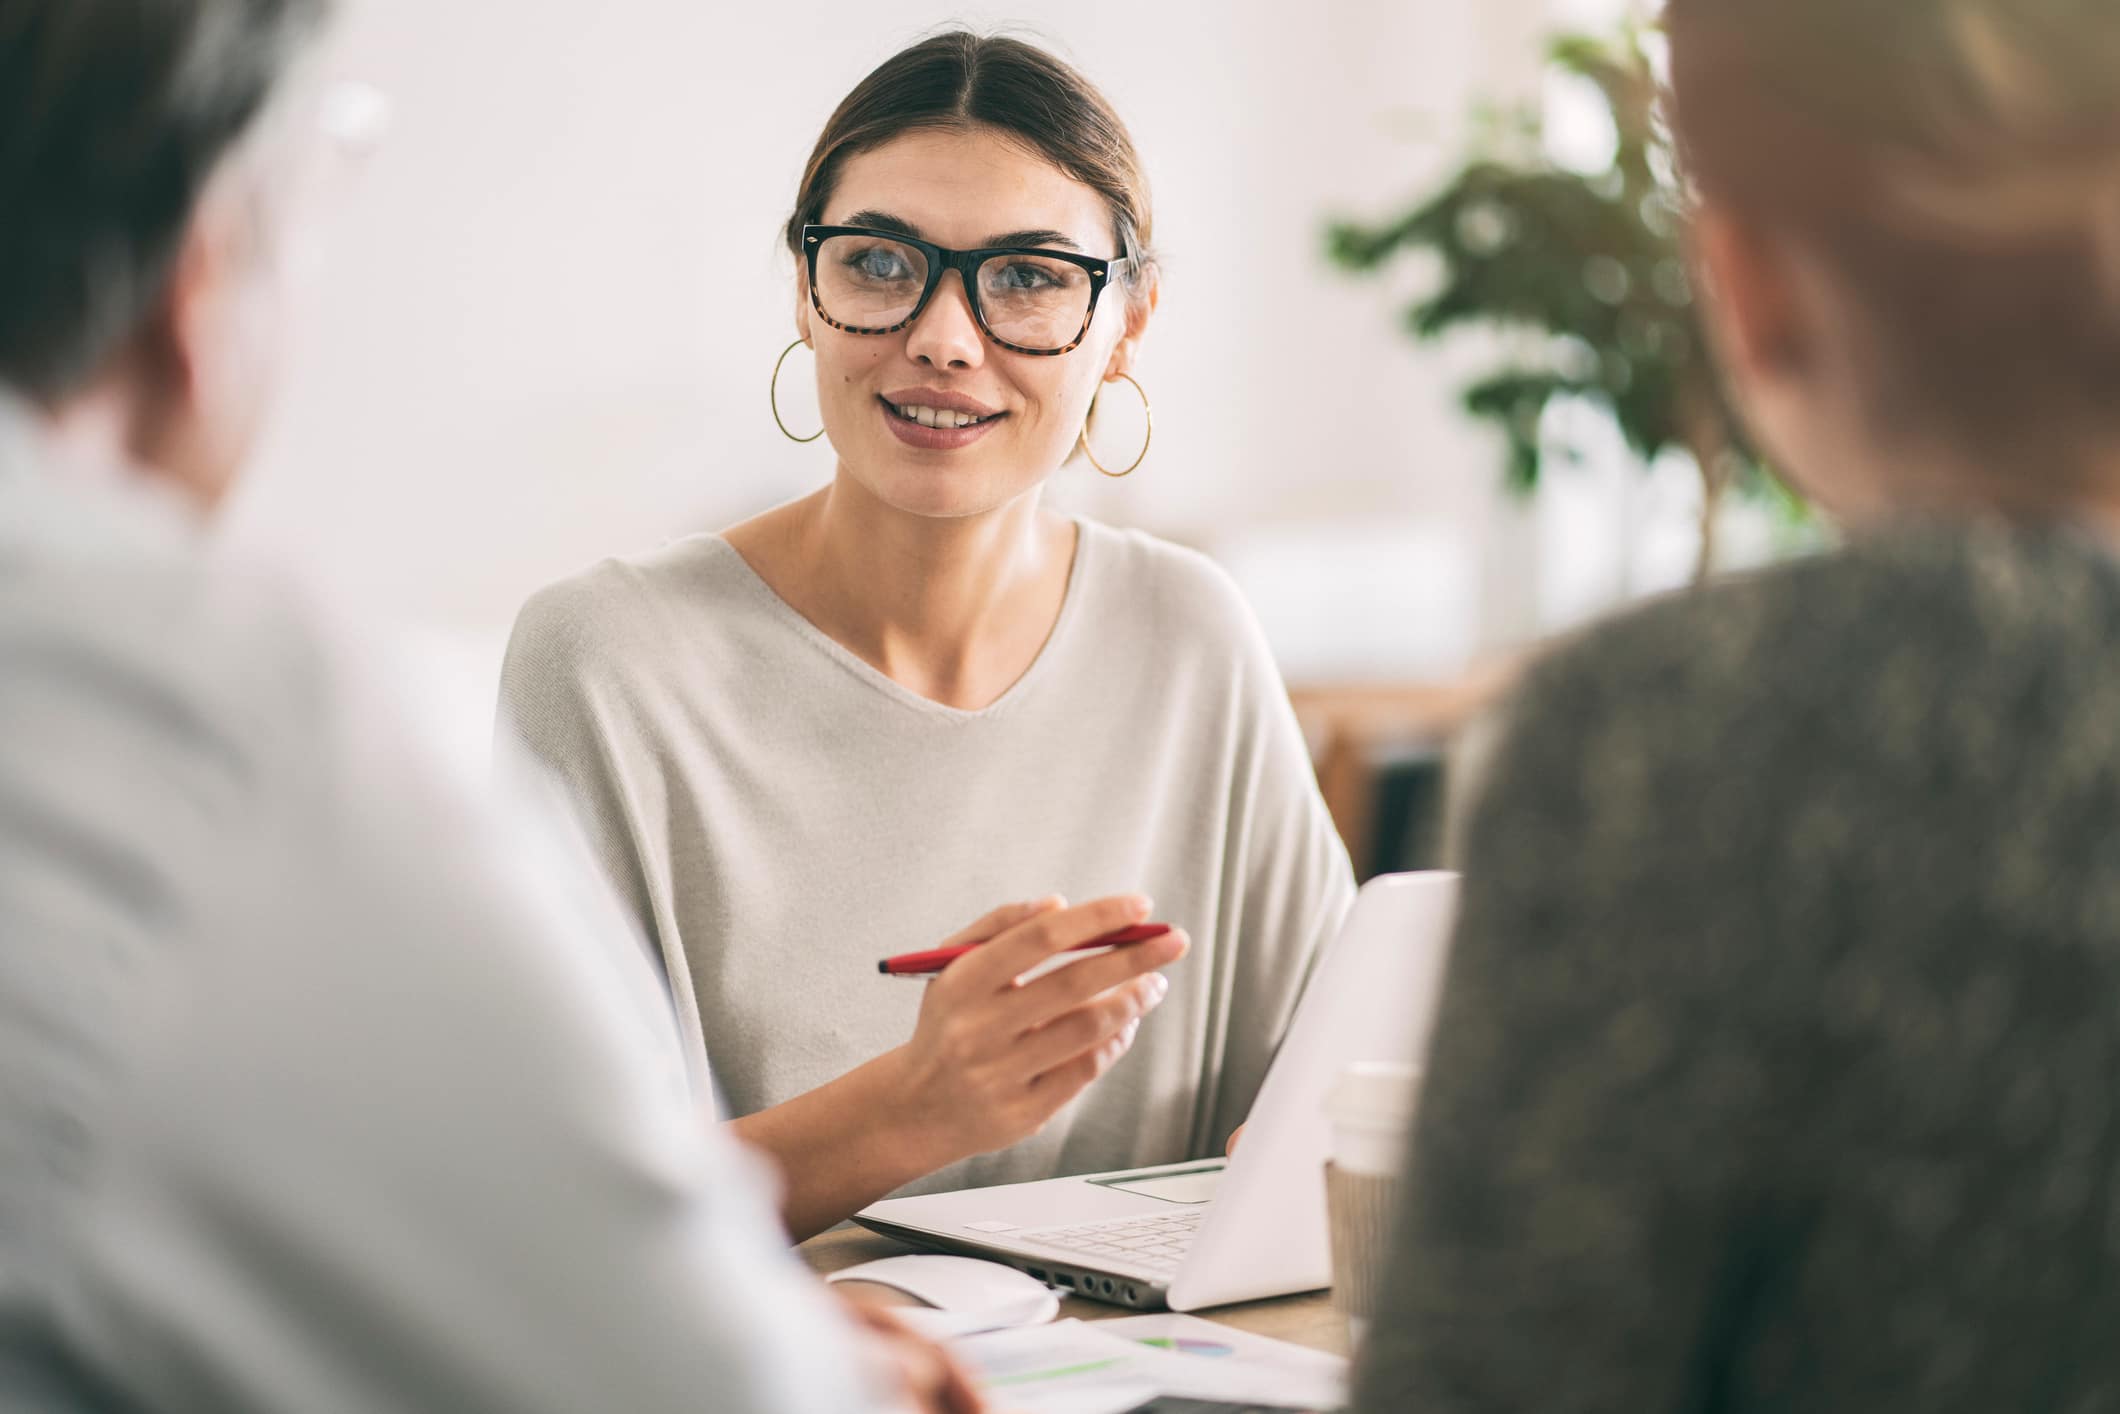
[
  {"xmin": 1544, "ymin": 524, "xmax": 2120, "ymax": 673},
  {"xmin": 1510, "ymin": 524, "xmax": 2120, "ymax": 773},
  {"xmin": 506, "ymin": 533, "xmax": 754, "ymax": 674},
  {"xmin": 1075, "ymin": 519, "xmax": 1264, "ymax": 651}
]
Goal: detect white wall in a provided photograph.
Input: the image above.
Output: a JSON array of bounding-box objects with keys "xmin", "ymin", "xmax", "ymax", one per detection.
[{"xmin": 229, "ymin": 0, "xmax": 1551, "ymax": 686}]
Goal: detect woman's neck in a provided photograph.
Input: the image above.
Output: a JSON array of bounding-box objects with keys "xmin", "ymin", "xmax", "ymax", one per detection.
[
  {"xmin": 733, "ymin": 471, "xmax": 1078, "ymax": 711},
  {"xmin": 1836, "ymin": 430, "xmax": 2120, "ymax": 546}
]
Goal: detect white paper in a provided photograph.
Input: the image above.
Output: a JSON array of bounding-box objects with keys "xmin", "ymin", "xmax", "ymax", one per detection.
[
  {"xmin": 954, "ymin": 1322, "xmax": 1162, "ymax": 1414},
  {"xmin": 953, "ymin": 1318, "xmax": 1342, "ymax": 1414},
  {"xmin": 1095, "ymin": 1313, "xmax": 1346, "ymax": 1406}
]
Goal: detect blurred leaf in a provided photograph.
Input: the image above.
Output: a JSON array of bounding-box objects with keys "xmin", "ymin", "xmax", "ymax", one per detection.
[{"xmin": 1325, "ymin": 21, "xmax": 1793, "ymax": 557}]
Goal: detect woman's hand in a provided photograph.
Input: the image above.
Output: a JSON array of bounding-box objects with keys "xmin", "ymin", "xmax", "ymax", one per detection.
[
  {"xmin": 730, "ymin": 895, "xmax": 1188, "ymax": 1240},
  {"xmin": 885, "ymin": 895, "xmax": 1189, "ymax": 1161}
]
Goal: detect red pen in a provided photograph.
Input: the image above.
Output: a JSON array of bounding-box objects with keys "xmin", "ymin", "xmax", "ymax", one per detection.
[{"xmin": 877, "ymin": 923, "xmax": 1172, "ymax": 977}]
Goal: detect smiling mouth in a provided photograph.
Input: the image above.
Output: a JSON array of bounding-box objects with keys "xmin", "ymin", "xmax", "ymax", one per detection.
[{"xmin": 880, "ymin": 397, "xmax": 1004, "ymax": 430}]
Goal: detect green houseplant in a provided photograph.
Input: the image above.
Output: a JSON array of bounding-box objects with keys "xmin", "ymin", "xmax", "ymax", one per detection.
[{"xmin": 1327, "ymin": 25, "xmax": 1792, "ymax": 582}]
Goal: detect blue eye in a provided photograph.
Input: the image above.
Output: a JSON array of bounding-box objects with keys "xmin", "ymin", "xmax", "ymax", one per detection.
[
  {"xmin": 845, "ymin": 245, "xmax": 915, "ymax": 282},
  {"xmin": 992, "ymin": 261, "xmax": 1058, "ymax": 292}
]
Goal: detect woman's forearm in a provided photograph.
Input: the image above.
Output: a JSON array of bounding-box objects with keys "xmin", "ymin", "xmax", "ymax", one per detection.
[
  {"xmin": 733, "ymin": 899, "xmax": 1183, "ymax": 1242},
  {"xmin": 729, "ymin": 1047, "xmax": 958, "ymax": 1243}
]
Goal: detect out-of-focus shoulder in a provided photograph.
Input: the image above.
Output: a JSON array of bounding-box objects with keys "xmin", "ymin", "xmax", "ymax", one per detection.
[
  {"xmin": 1493, "ymin": 526, "xmax": 2120, "ymax": 813},
  {"xmin": 0, "ymin": 489, "xmax": 334, "ymax": 776},
  {"xmin": 1520, "ymin": 527, "xmax": 2120, "ymax": 715}
]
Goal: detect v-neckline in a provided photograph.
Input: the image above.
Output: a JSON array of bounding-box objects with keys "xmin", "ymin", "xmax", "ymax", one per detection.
[{"xmin": 708, "ymin": 517, "xmax": 1096, "ymax": 722}]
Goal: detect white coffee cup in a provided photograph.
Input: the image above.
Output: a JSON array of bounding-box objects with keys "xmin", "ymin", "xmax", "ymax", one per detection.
[
  {"xmin": 1323, "ymin": 1060, "xmax": 1421, "ymax": 1346},
  {"xmin": 1326, "ymin": 1061, "xmax": 1421, "ymax": 1175}
]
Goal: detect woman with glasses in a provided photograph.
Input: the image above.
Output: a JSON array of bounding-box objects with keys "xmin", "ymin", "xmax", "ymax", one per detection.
[
  {"xmin": 1355, "ymin": 0, "xmax": 2120, "ymax": 1406},
  {"xmin": 500, "ymin": 32, "xmax": 1354, "ymax": 1240}
]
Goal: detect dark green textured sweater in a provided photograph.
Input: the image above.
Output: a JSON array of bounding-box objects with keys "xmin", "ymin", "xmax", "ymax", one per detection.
[{"xmin": 1357, "ymin": 527, "xmax": 2120, "ymax": 1411}]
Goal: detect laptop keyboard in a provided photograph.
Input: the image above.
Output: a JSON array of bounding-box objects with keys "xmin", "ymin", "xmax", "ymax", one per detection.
[{"xmin": 1017, "ymin": 1208, "xmax": 1206, "ymax": 1275}]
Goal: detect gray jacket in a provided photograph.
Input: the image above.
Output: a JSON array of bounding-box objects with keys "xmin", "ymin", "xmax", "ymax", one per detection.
[{"xmin": 1359, "ymin": 527, "xmax": 2120, "ymax": 1410}]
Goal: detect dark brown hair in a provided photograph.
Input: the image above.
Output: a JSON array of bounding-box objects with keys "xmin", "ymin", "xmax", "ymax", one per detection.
[
  {"xmin": 785, "ymin": 31, "xmax": 1156, "ymax": 297},
  {"xmin": 0, "ymin": 0, "xmax": 331, "ymax": 400},
  {"xmin": 1668, "ymin": 0, "xmax": 2120, "ymax": 473}
]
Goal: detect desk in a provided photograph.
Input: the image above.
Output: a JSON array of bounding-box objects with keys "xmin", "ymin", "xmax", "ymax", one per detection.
[{"xmin": 800, "ymin": 1225, "xmax": 1350, "ymax": 1359}]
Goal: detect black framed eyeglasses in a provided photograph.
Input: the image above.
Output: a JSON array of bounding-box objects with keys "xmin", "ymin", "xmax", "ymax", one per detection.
[{"xmin": 802, "ymin": 224, "xmax": 1131, "ymax": 357}]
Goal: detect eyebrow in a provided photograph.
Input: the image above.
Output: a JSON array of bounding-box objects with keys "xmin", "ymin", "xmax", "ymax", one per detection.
[{"xmin": 839, "ymin": 210, "xmax": 1085, "ymax": 253}]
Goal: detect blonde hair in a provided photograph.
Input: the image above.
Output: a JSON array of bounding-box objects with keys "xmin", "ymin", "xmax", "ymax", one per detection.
[
  {"xmin": 1669, "ymin": 0, "xmax": 2120, "ymax": 474},
  {"xmin": 1888, "ymin": 5, "xmax": 2120, "ymax": 305}
]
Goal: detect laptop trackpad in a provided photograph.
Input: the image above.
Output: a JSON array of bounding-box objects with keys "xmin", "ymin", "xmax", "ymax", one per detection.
[{"xmin": 1088, "ymin": 1162, "xmax": 1225, "ymax": 1205}]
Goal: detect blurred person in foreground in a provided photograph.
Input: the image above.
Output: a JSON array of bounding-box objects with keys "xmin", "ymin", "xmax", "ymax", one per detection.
[
  {"xmin": 0, "ymin": 2, "xmax": 979, "ymax": 1410},
  {"xmin": 1358, "ymin": 0, "xmax": 2120, "ymax": 1408}
]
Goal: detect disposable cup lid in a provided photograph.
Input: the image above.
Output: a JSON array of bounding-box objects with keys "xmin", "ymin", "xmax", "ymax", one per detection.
[{"xmin": 1324, "ymin": 1060, "xmax": 1422, "ymax": 1129}]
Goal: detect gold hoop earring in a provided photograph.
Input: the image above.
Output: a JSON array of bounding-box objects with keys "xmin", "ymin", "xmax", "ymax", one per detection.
[
  {"xmin": 1078, "ymin": 372, "xmax": 1152, "ymax": 478},
  {"xmin": 770, "ymin": 338, "xmax": 825, "ymax": 444}
]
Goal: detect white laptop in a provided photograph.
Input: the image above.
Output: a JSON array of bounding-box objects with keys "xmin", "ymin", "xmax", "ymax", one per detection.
[{"xmin": 854, "ymin": 871, "xmax": 1458, "ymax": 1311}]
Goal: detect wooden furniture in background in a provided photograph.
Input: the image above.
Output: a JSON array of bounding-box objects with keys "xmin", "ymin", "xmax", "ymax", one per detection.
[
  {"xmin": 1288, "ymin": 658, "xmax": 1519, "ymax": 875},
  {"xmin": 799, "ymin": 1225, "xmax": 1350, "ymax": 1358}
]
